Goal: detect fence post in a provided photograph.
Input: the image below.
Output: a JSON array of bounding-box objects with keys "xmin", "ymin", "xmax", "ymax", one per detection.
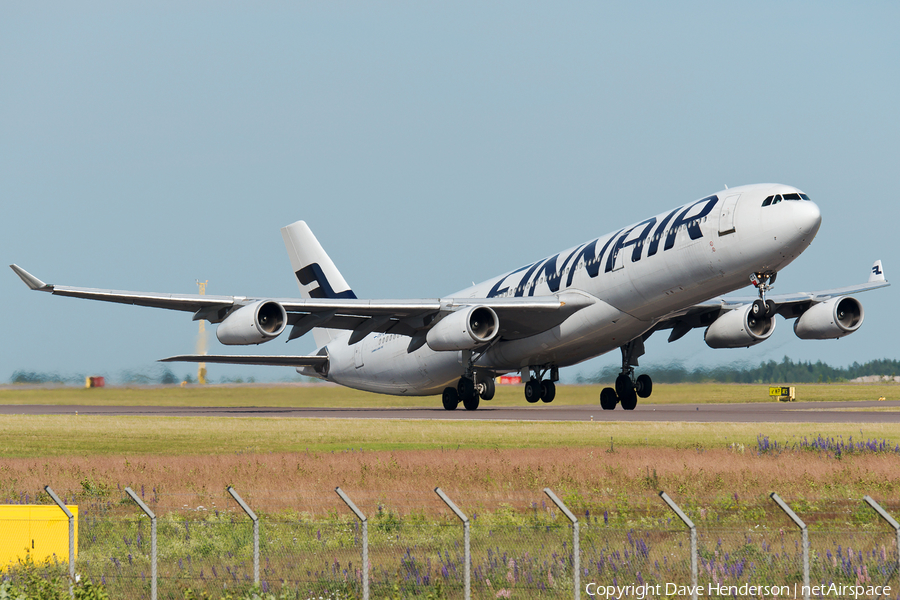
[
  {"xmin": 335, "ymin": 487, "xmax": 368, "ymax": 600},
  {"xmin": 226, "ymin": 487, "xmax": 259, "ymax": 586},
  {"xmin": 863, "ymin": 496, "xmax": 900, "ymax": 589},
  {"xmin": 544, "ymin": 488, "xmax": 580, "ymax": 600},
  {"xmin": 124, "ymin": 487, "xmax": 157, "ymax": 600},
  {"xmin": 435, "ymin": 487, "xmax": 470, "ymax": 600},
  {"xmin": 771, "ymin": 493, "xmax": 809, "ymax": 600},
  {"xmin": 659, "ymin": 491, "xmax": 697, "ymax": 600},
  {"xmin": 44, "ymin": 486, "xmax": 74, "ymax": 599}
]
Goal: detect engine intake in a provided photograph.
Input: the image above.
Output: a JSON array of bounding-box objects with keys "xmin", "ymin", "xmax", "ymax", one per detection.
[
  {"xmin": 216, "ymin": 300, "xmax": 287, "ymax": 345},
  {"xmin": 705, "ymin": 304, "xmax": 776, "ymax": 349},
  {"xmin": 426, "ymin": 306, "xmax": 499, "ymax": 351},
  {"xmin": 794, "ymin": 296, "xmax": 864, "ymax": 340}
]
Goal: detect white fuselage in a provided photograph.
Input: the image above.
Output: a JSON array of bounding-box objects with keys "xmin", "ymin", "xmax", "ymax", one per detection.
[{"xmin": 313, "ymin": 183, "xmax": 822, "ymax": 395}]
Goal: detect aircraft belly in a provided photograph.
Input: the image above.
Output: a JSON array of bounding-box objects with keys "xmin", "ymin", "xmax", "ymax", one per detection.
[
  {"xmin": 327, "ymin": 336, "xmax": 461, "ymax": 396},
  {"xmin": 481, "ymin": 299, "xmax": 650, "ymax": 371}
]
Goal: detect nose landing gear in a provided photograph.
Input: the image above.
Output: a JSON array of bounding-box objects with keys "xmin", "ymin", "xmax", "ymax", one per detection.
[
  {"xmin": 600, "ymin": 338, "xmax": 653, "ymax": 410},
  {"xmin": 750, "ymin": 272, "xmax": 778, "ymax": 318}
]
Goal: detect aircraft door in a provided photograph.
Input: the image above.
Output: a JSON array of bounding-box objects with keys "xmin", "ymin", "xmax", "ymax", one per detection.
[{"xmin": 718, "ymin": 194, "xmax": 741, "ymax": 235}]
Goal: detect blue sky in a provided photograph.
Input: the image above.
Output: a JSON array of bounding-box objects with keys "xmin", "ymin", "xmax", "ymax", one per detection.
[{"xmin": 2, "ymin": 2, "xmax": 897, "ymax": 384}]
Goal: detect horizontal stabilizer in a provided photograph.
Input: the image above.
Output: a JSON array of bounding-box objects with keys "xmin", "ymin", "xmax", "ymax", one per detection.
[{"xmin": 159, "ymin": 354, "xmax": 328, "ymax": 367}]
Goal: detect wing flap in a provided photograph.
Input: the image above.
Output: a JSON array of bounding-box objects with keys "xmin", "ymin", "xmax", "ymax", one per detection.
[{"xmin": 160, "ymin": 354, "xmax": 327, "ymax": 367}]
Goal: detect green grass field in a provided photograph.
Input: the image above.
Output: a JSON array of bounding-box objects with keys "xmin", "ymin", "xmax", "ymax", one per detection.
[{"xmin": 1, "ymin": 381, "xmax": 897, "ymax": 407}]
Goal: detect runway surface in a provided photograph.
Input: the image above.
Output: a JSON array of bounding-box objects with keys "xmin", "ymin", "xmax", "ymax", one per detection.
[{"xmin": 2, "ymin": 400, "xmax": 900, "ymax": 423}]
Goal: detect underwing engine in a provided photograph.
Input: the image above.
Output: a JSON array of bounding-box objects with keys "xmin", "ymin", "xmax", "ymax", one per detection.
[
  {"xmin": 794, "ymin": 296, "xmax": 864, "ymax": 339},
  {"xmin": 216, "ymin": 300, "xmax": 287, "ymax": 345},
  {"xmin": 704, "ymin": 304, "xmax": 776, "ymax": 349},
  {"xmin": 426, "ymin": 306, "xmax": 499, "ymax": 351}
]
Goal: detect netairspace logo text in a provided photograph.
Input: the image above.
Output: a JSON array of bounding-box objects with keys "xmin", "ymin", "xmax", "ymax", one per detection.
[{"xmin": 585, "ymin": 582, "xmax": 892, "ymax": 599}]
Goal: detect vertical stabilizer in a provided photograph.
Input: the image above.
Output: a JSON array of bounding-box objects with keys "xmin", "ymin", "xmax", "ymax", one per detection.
[{"xmin": 281, "ymin": 221, "xmax": 356, "ymax": 348}]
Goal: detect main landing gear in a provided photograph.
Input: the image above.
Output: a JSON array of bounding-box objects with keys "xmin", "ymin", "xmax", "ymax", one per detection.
[
  {"xmin": 523, "ymin": 366, "xmax": 558, "ymax": 404},
  {"xmin": 600, "ymin": 338, "xmax": 653, "ymax": 410},
  {"xmin": 442, "ymin": 373, "xmax": 495, "ymax": 411}
]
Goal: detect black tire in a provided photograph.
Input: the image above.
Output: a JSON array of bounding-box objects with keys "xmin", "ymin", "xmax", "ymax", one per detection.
[
  {"xmin": 620, "ymin": 387, "xmax": 638, "ymax": 410},
  {"xmin": 479, "ymin": 377, "xmax": 495, "ymax": 401},
  {"xmin": 635, "ymin": 374, "xmax": 653, "ymax": 398},
  {"xmin": 442, "ymin": 387, "xmax": 459, "ymax": 410},
  {"xmin": 458, "ymin": 377, "xmax": 476, "ymax": 401},
  {"xmin": 751, "ymin": 299, "xmax": 766, "ymax": 317},
  {"xmin": 524, "ymin": 380, "xmax": 541, "ymax": 403},
  {"xmin": 615, "ymin": 374, "xmax": 633, "ymax": 398},
  {"xmin": 463, "ymin": 393, "xmax": 480, "ymax": 410},
  {"xmin": 600, "ymin": 387, "xmax": 618, "ymax": 410},
  {"xmin": 540, "ymin": 380, "xmax": 556, "ymax": 403},
  {"xmin": 765, "ymin": 299, "xmax": 777, "ymax": 317}
]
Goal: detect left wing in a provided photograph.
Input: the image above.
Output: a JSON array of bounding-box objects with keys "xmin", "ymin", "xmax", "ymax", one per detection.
[
  {"xmin": 10, "ymin": 264, "xmax": 593, "ymax": 344},
  {"xmin": 654, "ymin": 260, "xmax": 889, "ymax": 342}
]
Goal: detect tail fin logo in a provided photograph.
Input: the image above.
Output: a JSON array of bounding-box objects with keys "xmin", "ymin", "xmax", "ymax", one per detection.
[
  {"xmin": 873, "ymin": 265, "xmax": 883, "ymax": 276},
  {"xmin": 296, "ymin": 263, "xmax": 357, "ymax": 299}
]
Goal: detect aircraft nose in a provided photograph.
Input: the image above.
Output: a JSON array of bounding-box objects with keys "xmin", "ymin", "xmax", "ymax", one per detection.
[{"xmin": 795, "ymin": 199, "xmax": 822, "ymax": 238}]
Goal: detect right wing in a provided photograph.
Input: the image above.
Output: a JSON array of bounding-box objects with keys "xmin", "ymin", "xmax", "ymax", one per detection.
[{"xmin": 652, "ymin": 259, "xmax": 889, "ymax": 342}]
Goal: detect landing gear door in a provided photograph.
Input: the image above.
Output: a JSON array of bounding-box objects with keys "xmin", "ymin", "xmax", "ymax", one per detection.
[
  {"xmin": 718, "ymin": 194, "xmax": 741, "ymax": 236},
  {"xmin": 354, "ymin": 343, "xmax": 365, "ymax": 369}
]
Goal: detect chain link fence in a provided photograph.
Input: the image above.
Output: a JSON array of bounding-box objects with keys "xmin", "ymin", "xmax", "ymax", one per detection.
[{"xmin": 2, "ymin": 489, "xmax": 899, "ymax": 599}]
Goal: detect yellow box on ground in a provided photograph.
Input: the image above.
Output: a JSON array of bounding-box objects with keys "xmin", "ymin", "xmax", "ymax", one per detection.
[
  {"xmin": 768, "ymin": 386, "xmax": 796, "ymax": 401},
  {"xmin": 0, "ymin": 505, "xmax": 78, "ymax": 570}
]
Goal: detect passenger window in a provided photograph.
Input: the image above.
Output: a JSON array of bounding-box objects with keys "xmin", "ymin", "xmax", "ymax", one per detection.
[{"xmin": 762, "ymin": 196, "xmax": 773, "ymax": 207}]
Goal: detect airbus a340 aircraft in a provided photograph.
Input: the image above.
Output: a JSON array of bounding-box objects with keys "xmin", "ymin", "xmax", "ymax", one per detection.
[{"xmin": 11, "ymin": 183, "xmax": 889, "ymax": 411}]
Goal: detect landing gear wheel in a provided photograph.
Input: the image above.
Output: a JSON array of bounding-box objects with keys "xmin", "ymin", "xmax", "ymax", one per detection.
[
  {"xmin": 751, "ymin": 299, "xmax": 766, "ymax": 318},
  {"xmin": 462, "ymin": 393, "xmax": 480, "ymax": 411},
  {"xmin": 635, "ymin": 374, "xmax": 653, "ymax": 399},
  {"xmin": 442, "ymin": 387, "xmax": 459, "ymax": 411},
  {"xmin": 600, "ymin": 387, "xmax": 618, "ymax": 410},
  {"xmin": 620, "ymin": 387, "xmax": 638, "ymax": 410},
  {"xmin": 524, "ymin": 380, "xmax": 542, "ymax": 403},
  {"xmin": 765, "ymin": 299, "xmax": 777, "ymax": 317},
  {"xmin": 458, "ymin": 377, "xmax": 475, "ymax": 400},
  {"xmin": 540, "ymin": 380, "xmax": 556, "ymax": 403},
  {"xmin": 477, "ymin": 377, "xmax": 495, "ymax": 401},
  {"xmin": 615, "ymin": 374, "xmax": 634, "ymax": 398}
]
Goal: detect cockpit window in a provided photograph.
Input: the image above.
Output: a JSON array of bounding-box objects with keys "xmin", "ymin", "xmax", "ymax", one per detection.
[{"xmin": 763, "ymin": 192, "xmax": 811, "ymax": 207}]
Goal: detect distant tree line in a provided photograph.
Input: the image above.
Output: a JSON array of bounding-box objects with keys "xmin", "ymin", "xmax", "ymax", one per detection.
[{"xmin": 579, "ymin": 357, "xmax": 900, "ymax": 384}]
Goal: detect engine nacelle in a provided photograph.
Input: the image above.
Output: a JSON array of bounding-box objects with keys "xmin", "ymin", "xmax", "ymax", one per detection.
[
  {"xmin": 793, "ymin": 296, "xmax": 864, "ymax": 340},
  {"xmin": 216, "ymin": 300, "xmax": 287, "ymax": 345},
  {"xmin": 704, "ymin": 304, "xmax": 776, "ymax": 349},
  {"xmin": 426, "ymin": 306, "xmax": 499, "ymax": 351}
]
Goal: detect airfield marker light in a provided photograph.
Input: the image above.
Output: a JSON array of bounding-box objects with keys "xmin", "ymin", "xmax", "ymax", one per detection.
[
  {"xmin": 226, "ymin": 486, "xmax": 259, "ymax": 586},
  {"xmin": 435, "ymin": 487, "xmax": 470, "ymax": 600},
  {"xmin": 770, "ymin": 493, "xmax": 809, "ymax": 600},
  {"xmin": 124, "ymin": 487, "xmax": 157, "ymax": 600},
  {"xmin": 544, "ymin": 488, "xmax": 580, "ymax": 600},
  {"xmin": 659, "ymin": 491, "xmax": 697, "ymax": 600},
  {"xmin": 335, "ymin": 487, "xmax": 368, "ymax": 600},
  {"xmin": 44, "ymin": 486, "xmax": 75, "ymax": 599}
]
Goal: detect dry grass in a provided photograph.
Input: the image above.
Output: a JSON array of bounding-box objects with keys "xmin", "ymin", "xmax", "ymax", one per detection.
[{"xmin": 3, "ymin": 446, "xmax": 898, "ymax": 526}]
